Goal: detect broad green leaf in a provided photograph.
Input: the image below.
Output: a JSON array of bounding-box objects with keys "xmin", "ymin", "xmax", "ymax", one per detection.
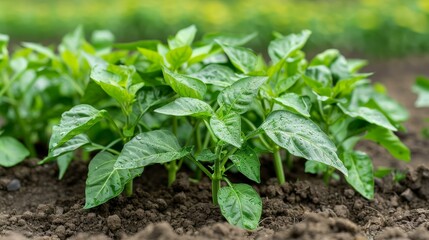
[
  {"xmin": 367, "ymin": 94, "xmax": 409, "ymax": 123},
  {"xmin": 268, "ymin": 30, "xmax": 311, "ymax": 63},
  {"xmin": 162, "ymin": 67, "xmax": 206, "ymax": 99},
  {"xmin": 230, "ymin": 146, "xmax": 260, "ymax": 183},
  {"xmin": 188, "ymin": 44, "xmax": 213, "ymax": 64},
  {"xmin": 218, "ymin": 42, "xmax": 258, "ymax": 74},
  {"xmin": 260, "ymin": 111, "xmax": 347, "ymax": 175},
  {"xmin": 218, "ymin": 184, "xmax": 262, "ymax": 230},
  {"xmin": 274, "ymin": 74, "xmax": 302, "ymax": 95},
  {"xmin": 57, "ymin": 152, "xmax": 73, "ymax": 180},
  {"xmin": 90, "ymin": 64, "xmax": 136, "ymax": 105},
  {"xmin": 303, "ymin": 66, "xmax": 332, "ymax": 96},
  {"xmin": 333, "ymin": 74, "xmax": 371, "ymax": 97},
  {"xmin": 210, "ymin": 112, "xmax": 241, "ymax": 148},
  {"xmin": 168, "ymin": 25, "xmax": 197, "ymax": 49},
  {"xmin": 365, "ymin": 127, "xmax": 410, "ymax": 161},
  {"xmin": 49, "ymin": 104, "xmax": 107, "ymax": 149},
  {"xmin": 91, "ymin": 30, "xmax": 115, "ymax": 48},
  {"xmin": 190, "ymin": 64, "xmax": 237, "ymax": 87},
  {"xmin": 114, "ymin": 130, "xmax": 191, "ymax": 169},
  {"xmin": 195, "ymin": 149, "xmax": 217, "ymax": 162},
  {"xmin": 166, "ymin": 45, "xmax": 192, "ymax": 69},
  {"xmin": 348, "ymin": 59, "xmax": 368, "ymax": 73},
  {"xmin": 137, "ymin": 47, "xmax": 163, "ymax": 64},
  {"xmin": 330, "ymin": 55, "xmax": 350, "ymax": 81},
  {"xmin": 305, "ymin": 160, "xmax": 329, "ymax": 174},
  {"xmin": 274, "ymin": 93, "xmax": 311, "ymax": 117},
  {"xmin": 342, "ymin": 151, "xmax": 374, "ymax": 199},
  {"xmin": 218, "ymin": 76, "xmax": 267, "ymax": 115},
  {"xmin": 155, "ymin": 97, "xmax": 213, "ymax": 118},
  {"xmin": 413, "ymin": 77, "xmax": 429, "ymax": 107},
  {"xmin": 113, "ymin": 40, "xmax": 160, "ymax": 50},
  {"xmin": 22, "ymin": 42, "xmax": 56, "ymax": 59},
  {"xmin": 41, "ymin": 134, "xmax": 91, "ymax": 164},
  {"xmin": 133, "ymin": 86, "xmax": 174, "ymax": 115},
  {"xmin": 85, "ymin": 152, "xmax": 143, "ymax": 208},
  {"xmin": 374, "ymin": 167, "xmax": 392, "ymax": 179},
  {"xmin": 203, "ymin": 32, "xmax": 257, "ymax": 46},
  {"xmin": 310, "ymin": 49, "xmax": 339, "ymax": 67},
  {"xmin": 0, "ymin": 136, "xmax": 29, "ymax": 167},
  {"xmin": 338, "ymin": 104, "xmax": 397, "ymax": 131}
]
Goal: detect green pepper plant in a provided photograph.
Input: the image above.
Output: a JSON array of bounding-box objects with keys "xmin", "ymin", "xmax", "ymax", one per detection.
[
  {"xmin": 413, "ymin": 76, "xmax": 429, "ymax": 137},
  {"xmin": 42, "ymin": 26, "xmax": 409, "ymax": 230}
]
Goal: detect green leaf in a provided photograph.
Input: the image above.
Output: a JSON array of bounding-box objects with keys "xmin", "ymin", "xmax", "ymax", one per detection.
[
  {"xmin": 274, "ymin": 74, "xmax": 302, "ymax": 95},
  {"xmin": 268, "ymin": 30, "xmax": 311, "ymax": 63},
  {"xmin": 90, "ymin": 64, "xmax": 136, "ymax": 106},
  {"xmin": 413, "ymin": 77, "xmax": 429, "ymax": 107},
  {"xmin": 162, "ymin": 67, "xmax": 206, "ymax": 99},
  {"xmin": 0, "ymin": 136, "xmax": 29, "ymax": 167},
  {"xmin": 374, "ymin": 167, "xmax": 392, "ymax": 179},
  {"xmin": 195, "ymin": 149, "xmax": 217, "ymax": 162},
  {"xmin": 133, "ymin": 86, "xmax": 174, "ymax": 115},
  {"xmin": 274, "ymin": 93, "xmax": 311, "ymax": 117},
  {"xmin": 210, "ymin": 112, "xmax": 242, "ymax": 148},
  {"xmin": 41, "ymin": 134, "xmax": 91, "ymax": 164},
  {"xmin": 22, "ymin": 42, "xmax": 56, "ymax": 59},
  {"xmin": 190, "ymin": 64, "xmax": 237, "ymax": 87},
  {"xmin": 168, "ymin": 25, "xmax": 197, "ymax": 49},
  {"xmin": 114, "ymin": 130, "xmax": 191, "ymax": 169},
  {"xmin": 113, "ymin": 40, "xmax": 160, "ymax": 50},
  {"xmin": 138, "ymin": 47, "xmax": 163, "ymax": 64},
  {"xmin": 57, "ymin": 152, "xmax": 74, "ymax": 180},
  {"xmin": 166, "ymin": 45, "xmax": 192, "ymax": 69},
  {"xmin": 365, "ymin": 127, "xmax": 410, "ymax": 161},
  {"xmin": 218, "ymin": 184, "xmax": 262, "ymax": 230},
  {"xmin": 218, "ymin": 42, "xmax": 258, "ymax": 74},
  {"xmin": 203, "ymin": 32, "xmax": 257, "ymax": 46},
  {"xmin": 85, "ymin": 152, "xmax": 143, "ymax": 208},
  {"xmin": 310, "ymin": 49, "xmax": 339, "ymax": 67},
  {"xmin": 305, "ymin": 160, "xmax": 329, "ymax": 174},
  {"xmin": 342, "ymin": 151, "xmax": 374, "ymax": 199},
  {"xmin": 230, "ymin": 146, "xmax": 260, "ymax": 183},
  {"xmin": 49, "ymin": 104, "xmax": 107, "ymax": 149},
  {"xmin": 367, "ymin": 94, "xmax": 409, "ymax": 123},
  {"xmin": 333, "ymin": 74, "xmax": 371, "ymax": 97},
  {"xmin": 218, "ymin": 76, "xmax": 267, "ymax": 115},
  {"xmin": 338, "ymin": 104, "xmax": 397, "ymax": 131},
  {"xmin": 303, "ymin": 66, "xmax": 333, "ymax": 96},
  {"xmin": 155, "ymin": 97, "xmax": 213, "ymax": 118},
  {"xmin": 260, "ymin": 110, "xmax": 347, "ymax": 175}
]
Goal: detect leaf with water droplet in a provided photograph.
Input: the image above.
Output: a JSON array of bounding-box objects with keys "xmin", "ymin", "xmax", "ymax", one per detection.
[
  {"xmin": 218, "ymin": 183, "xmax": 262, "ymax": 230},
  {"xmin": 49, "ymin": 104, "xmax": 107, "ymax": 150},
  {"xmin": 85, "ymin": 151, "xmax": 143, "ymax": 209},
  {"xmin": 259, "ymin": 110, "xmax": 347, "ymax": 176},
  {"xmin": 230, "ymin": 146, "xmax": 260, "ymax": 183},
  {"xmin": 114, "ymin": 130, "xmax": 191, "ymax": 169}
]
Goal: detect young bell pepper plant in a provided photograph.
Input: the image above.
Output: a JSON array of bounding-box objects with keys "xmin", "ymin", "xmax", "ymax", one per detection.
[
  {"xmin": 413, "ymin": 76, "xmax": 429, "ymax": 137},
  {"xmin": 43, "ymin": 26, "xmax": 409, "ymax": 230}
]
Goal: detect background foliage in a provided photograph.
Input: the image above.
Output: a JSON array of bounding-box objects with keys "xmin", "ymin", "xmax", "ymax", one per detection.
[{"xmin": 1, "ymin": 0, "xmax": 429, "ymax": 57}]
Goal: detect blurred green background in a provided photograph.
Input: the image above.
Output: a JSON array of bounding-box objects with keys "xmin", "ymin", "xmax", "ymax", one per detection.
[{"xmin": 1, "ymin": 0, "xmax": 429, "ymax": 57}]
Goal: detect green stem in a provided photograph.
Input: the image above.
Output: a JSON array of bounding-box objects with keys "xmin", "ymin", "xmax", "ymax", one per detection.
[
  {"xmin": 285, "ymin": 150, "xmax": 292, "ymax": 169},
  {"xmin": 186, "ymin": 155, "xmax": 212, "ymax": 179},
  {"xmin": 125, "ymin": 181, "xmax": 133, "ymax": 197},
  {"xmin": 167, "ymin": 161, "xmax": 178, "ymax": 187},
  {"xmin": 212, "ymin": 156, "xmax": 221, "ymax": 205},
  {"xmin": 204, "ymin": 119, "xmax": 218, "ymax": 143},
  {"xmin": 273, "ymin": 147, "xmax": 285, "ymax": 184}
]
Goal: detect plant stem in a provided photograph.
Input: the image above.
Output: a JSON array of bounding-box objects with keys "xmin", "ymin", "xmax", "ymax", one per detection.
[
  {"xmin": 212, "ymin": 156, "xmax": 221, "ymax": 205},
  {"xmin": 124, "ymin": 181, "xmax": 133, "ymax": 197},
  {"xmin": 273, "ymin": 146, "xmax": 285, "ymax": 184},
  {"xmin": 186, "ymin": 155, "xmax": 212, "ymax": 179},
  {"xmin": 167, "ymin": 161, "xmax": 178, "ymax": 187}
]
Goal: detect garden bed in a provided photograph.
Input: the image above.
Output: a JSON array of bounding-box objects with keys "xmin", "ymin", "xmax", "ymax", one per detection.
[{"xmin": 1, "ymin": 55, "xmax": 429, "ymax": 240}]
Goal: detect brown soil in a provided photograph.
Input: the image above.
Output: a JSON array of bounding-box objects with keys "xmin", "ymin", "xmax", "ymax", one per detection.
[{"xmin": 1, "ymin": 56, "xmax": 429, "ymax": 240}]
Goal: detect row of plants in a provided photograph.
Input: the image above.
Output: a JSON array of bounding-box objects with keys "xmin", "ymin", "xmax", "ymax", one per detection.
[
  {"xmin": 0, "ymin": 26, "xmax": 410, "ymax": 230},
  {"xmin": 1, "ymin": 0, "xmax": 429, "ymax": 56}
]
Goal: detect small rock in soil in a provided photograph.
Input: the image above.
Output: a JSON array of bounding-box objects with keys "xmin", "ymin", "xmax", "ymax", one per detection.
[
  {"xmin": 55, "ymin": 225, "xmax": 66, "ymax": 239},
  {"xmin": 401, "ymin": 188, "xmax": 415, "ymax": 202},
  {"xmin": 127, "ymin": 222, "xmax": 179, "ymax": 240},
  {"xmin": 173, "ymin": 192, "xmax": 186, "ymax": 204},
  {"xmin": 7, "ymin": 179, "xmax": 21, "ymax": 191},
  {"xmin": 353, "ymin": 199, "xmax": 364, "ymax": 210},
  {"xmin": 107, "ymin": 215, "xmax": 121, "ymax": 231}
]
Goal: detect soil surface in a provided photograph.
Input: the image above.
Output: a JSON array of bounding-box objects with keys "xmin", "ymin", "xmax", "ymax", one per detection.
[{"xmin": 1, "ymin": 56, "xmax": 429, "ymax": 240}]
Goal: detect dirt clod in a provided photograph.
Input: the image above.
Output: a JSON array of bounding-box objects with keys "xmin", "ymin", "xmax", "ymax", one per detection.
[{"xmin": 107, "ymin": 215, "xmax": 121, "ymax": 231}]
